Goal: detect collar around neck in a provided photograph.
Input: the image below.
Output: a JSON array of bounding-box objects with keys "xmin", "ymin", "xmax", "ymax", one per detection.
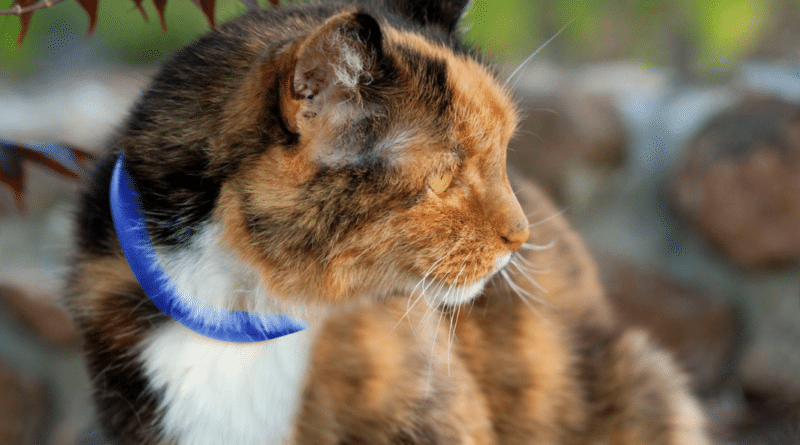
[{"xmin": 109, "ymin": 153, "xmax": 308, "ymax": 342}]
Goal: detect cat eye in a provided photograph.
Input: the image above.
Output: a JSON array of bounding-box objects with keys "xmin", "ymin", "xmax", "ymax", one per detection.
[{"xmin": 427, "ymin": 172, "xmax": 453, "ymax": 195}]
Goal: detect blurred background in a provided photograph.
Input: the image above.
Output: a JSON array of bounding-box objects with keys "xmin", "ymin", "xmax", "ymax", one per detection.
[{"xmin": 1, "ymin": 0, "xmax": 799, "ymax": 443}]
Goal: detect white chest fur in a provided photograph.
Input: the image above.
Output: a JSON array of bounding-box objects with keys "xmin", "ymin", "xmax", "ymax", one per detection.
[
  {"xmin": 141, "ymin": 325, "xmax": 314, "ymax": 445},
  {"xmin": 139, "ymin": 223, "xmax": 319, "ymax": 444}
]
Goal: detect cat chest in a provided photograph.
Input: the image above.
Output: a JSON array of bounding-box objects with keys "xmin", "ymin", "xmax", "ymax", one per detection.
[{"xmin": 140, "ymin": 322, "xmax": 316, "ymax": 445}]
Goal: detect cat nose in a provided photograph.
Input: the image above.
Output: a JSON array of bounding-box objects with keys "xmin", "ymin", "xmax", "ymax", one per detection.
[
  {"xmin": 500, "ymin": 218, "xmax": 529, "ymax": 251},
  {"xmin": 487, "ymin": 180, "xmax": 529, "ymax": 251}
]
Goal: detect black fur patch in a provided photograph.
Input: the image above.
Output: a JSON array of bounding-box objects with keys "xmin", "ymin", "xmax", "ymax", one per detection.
[
  {"xmin": 397, "ymin": 48, "xmax": 453, "ymax": 121},
  {"xmin": 377, "ymin": 0, "xmax": 470, "ymax": 34},
  {"xmin": 74, "ymin": 152, "xmax": 119, "ymax": 257},
  {"xmin": 77, "ymin": 283, "xmax": 169, "ymax": 445}
]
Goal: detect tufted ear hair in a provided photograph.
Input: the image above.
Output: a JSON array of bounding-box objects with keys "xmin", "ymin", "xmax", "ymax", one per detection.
[
  {"xmin": 280, "ymin": 9, "xmax": 383, "ymax": 135},
  {"xmin": 389, "ymin": 0, "xmax": 471, "ymax": 34}
]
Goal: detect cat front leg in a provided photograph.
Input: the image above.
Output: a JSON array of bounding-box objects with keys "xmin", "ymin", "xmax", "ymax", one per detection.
[{"xmin": 293, "ymin": 298, "xmax": 497, "ymax": 445}]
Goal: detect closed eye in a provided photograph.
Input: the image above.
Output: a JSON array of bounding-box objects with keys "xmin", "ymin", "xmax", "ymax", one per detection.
[{"xmin": 427, "ymin": 171, "xmax": 453, "ymax": 195}]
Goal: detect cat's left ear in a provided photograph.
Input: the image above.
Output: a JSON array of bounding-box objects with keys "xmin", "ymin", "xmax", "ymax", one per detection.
[{"xmin": 280, "ymin": 9, "xmax": 383, "ymax": 135}]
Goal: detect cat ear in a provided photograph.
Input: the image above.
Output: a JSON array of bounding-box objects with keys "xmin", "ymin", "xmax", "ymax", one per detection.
[
  {"xmin": 390, "ymin": 0, "xmax": 471, "ymax": 34},
  {"xmin": 281, "ymin": 9, "xmax": 383, "ymax": 135}
]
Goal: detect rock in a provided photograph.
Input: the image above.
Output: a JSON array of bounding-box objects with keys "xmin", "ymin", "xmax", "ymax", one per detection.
[
  {"xmin": 0, "ymin": 284, "xmax": 79, "ymax": 348},
  {"xmin": 598, "ymin": 258, "xmax": 743, "ymax": 394},
  {"xmin": 0, "ymin": 359, "xmax": 47, "ymax": 445},
  {"xmin": 670, "ymin": 96, "xmax": 800, "ymax": 270},
  {"xmin": 0, "ymin": 188, "xmax": 14, "ymax": 216},
  {"xmin": 508, "ymin": 91, "xmax": 627, "ymax": 205}
]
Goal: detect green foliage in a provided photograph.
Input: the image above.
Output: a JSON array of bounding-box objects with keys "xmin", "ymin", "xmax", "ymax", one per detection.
[
  {"xmin": 463, "ymin": 0, "xmax": 784, "ymax": 75},
  {"xmin": 0, "ymin": 0, "xmax": 791, "ymax": 78},
  {"xmin": 684, "ymin": 0, "xmax": 772, "ymax": 71},
  {"xmin": 463, "ymin": 0, "xmax": 536, "ymax": 59},
  {"xmin": 1, "ymin": 1, "xmax": 85, "ymax": 76},
  {"xmin": 0, "ymin": 0, "xmax": 250, "ymax": 75},
  {"xmin": 93, "ymin": 1, "xmax": 250, "ymax": 63}
]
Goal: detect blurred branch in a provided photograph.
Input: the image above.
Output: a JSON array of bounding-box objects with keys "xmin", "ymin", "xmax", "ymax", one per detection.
[
  {"xmin": 2, "ymin": 0, "xmax": 278, "ymax": 42},
  {"xmin": 241, "ymin": 0, "xmax": 259, "ymax": 10},
  {"xmin": 0, "ymin": 140, "xmax": 97, "ymax": 213},
  {"xmin": 0, "ymin": 0, "xmax": 274, "ymax": 16},
  {"xmin": 0, "ymin": 0, "xmax": 69, "ymax": 16}
]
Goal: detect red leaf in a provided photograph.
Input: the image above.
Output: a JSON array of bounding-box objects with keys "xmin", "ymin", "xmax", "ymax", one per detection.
[
  {"xmin": 0, "ymin": 140, "xmax": 97, "ymax": 213},
  {"xmin": 191, "ymin": 0, "xmax": 216, "ymax": 28},
  {"xmin": 131, "ymin": 0, "xmax": 149, "ymax": 21},
  {"xmin": 0, "ymin": 149, "xmax": 25, "ymax": 212},
  {"xmin": 268, "ymin": 0, "xmax": 279, "ymax": 6},
  {"xmin": 192, "ymin": 0, "xmax": 217, "ymax": 28},
  {"xmin": 153, "ymin": 0, "xmax": 168, "ymax": 31},
  {"xmin": 15, "ymin": 0, "xmax": 36, "ymax": 44},
  {"xmin": 75, "ymin": 0, "xmax": 99, "ymax": 35}
]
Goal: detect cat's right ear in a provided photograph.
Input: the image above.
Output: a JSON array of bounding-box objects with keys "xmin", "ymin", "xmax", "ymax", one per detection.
[{"xmin": 280, "ymin": 9, "xmax": 383, "ymax": 135}]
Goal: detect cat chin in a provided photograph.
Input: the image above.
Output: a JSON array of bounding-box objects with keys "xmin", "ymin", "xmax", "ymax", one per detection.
[
  {"xmin": 421, "ymin": 253, "xmax": 513, "ymax": 307},
  {"xmin": 427, "ymin": 278, "xmax": 489, "ymax": 307}
]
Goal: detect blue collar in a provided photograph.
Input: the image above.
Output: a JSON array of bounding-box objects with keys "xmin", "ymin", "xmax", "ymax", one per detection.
[{"xmin": 109, "ymin": 153, "xmax": 308, "ymax": 342}]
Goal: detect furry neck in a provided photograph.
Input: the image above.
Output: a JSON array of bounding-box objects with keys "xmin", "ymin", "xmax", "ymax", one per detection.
[{"xmin": 110, "ymin": 153, "xmax": 308, "ymax": 342}]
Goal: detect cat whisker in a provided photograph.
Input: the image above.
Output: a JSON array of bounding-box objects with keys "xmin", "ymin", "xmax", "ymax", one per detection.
[
  {"xmin": 520, "ymin": 107, "xmax": 562, "ymax": 116},
  {"xmin": 506, "ymin": 18, "xmax": 576, "ymax": 88},
  {"xmin": 520, "ymin": 238, "xmax": 557, "ymax": 251},
  {"xmin": 527, "ymin": 209, "xmax": 567, "ymax": 228},
  {"xmin": 514, "ymin": 291, "xmax": 543, "ymax": 318},
  {"xmin": 447, "ymin": 303, "xmax": 456, "ymax": 375},
  {"xmin": 511, "ymin": 250, "xmax": 534, "ymax": 266},
  {"xmin": 511, "ymin": 282, "xmax": 549, "ymax": 310},
  {"xmin": 456, "ymin": 258, "xmax": 479, "ymax": 334},
  {"xmin": 513, "ymin": 129, "xmax": 546, "ymax": 145},
  {"xmin": 511, "ymin": 252, "xmax": 552, "ymax": 275},
  {"xmin": 528, "ymin": 213, "xmax": 567, "ymax": 228},
  {"xmin": 488, "ymin": 263, "xmax": 518, "ymax": 316},
  {"xmin": 452, "ymin": 252, "xmax": 473, "ymax": 295},
  {"xmin": 446, "ymin": 252, "xmax": 472, "ymax": 374},
  {"xmin": 420, "ymin": 280, "xmax": 446, "ymax": 326},
  {"xmin": 426, "ymin": 295, "xmax": 448, "ymax": 396},
  {"xmin": 404, "ymin": 282, "xmax": 436, "ymax": 337},
  {"xmin": 444, "ymin": 251, "xmax": 474, "ymax": 375},
  {"xmin": 466, "ymin": 259, "xmax": 481, "ymax": 317},
  {"xmin": 450, "ymin": 295, "xmax": 464, "ymax": 376},
  {"xmin": 500, "ymin": 268, "xmax": 533, "ymax": 303},
  {"xmin": 503, "ymin": 284, "xmax": 544, "ymax": 321},
  {"xmin": 500, "ymin": 268, "xmax": 548, "ymax": 320},
  {"xmin": 411, "ymin": 258, "xmax": 445, "ymax": 304},
  {"xmin": 397, "ymin": 256, "xmax": 447, "ymax": 332},
  {"xmin": 507, "ymin": 260, "xmax": 549, "ymax": 295}
]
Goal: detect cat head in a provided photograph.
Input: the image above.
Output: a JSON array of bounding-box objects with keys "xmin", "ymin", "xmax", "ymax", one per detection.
[{"xmin": 203, "ymin": 2, "xmax": 528, "ymax": 306}]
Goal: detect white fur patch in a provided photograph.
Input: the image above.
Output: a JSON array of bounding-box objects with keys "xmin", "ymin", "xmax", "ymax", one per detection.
[
  {"xmin": 328, "ymin": 30, "xmax": 367, "ymax": 89},
  {"xmin": 428, "ymin": 278, "xmax": 488, "ymax": 306},
  {"xmin": 140, "ymin": 223, "xmax": 325, "ymax": 444},
  {"xmin": 373, "ymin": 130, "xmax": 415, "ymax": 160},
  {"xmin": 422, "ymin": 253, "xmax": 512, "ymax": 307},
  {"xmin": 142, "ymin": 325, "xmax": 315, "ymax": 445},
  {"xmin": 495, "ymin": 253, "xmax": 512, "ymax": 271}
]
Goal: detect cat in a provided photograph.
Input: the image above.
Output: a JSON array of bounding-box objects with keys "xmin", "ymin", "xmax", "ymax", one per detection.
[{"xmin": 65, "ymin": 0, "xmax": 712, "ymax": 444}]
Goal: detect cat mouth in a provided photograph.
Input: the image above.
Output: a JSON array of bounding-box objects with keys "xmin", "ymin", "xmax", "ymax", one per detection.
[{"xmin": 419, "ymin": 253, "xmax": 513, "ymax": 307}]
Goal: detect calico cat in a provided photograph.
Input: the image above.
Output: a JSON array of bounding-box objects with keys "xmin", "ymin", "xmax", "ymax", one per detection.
[{"xmin": 65, "ymin": 0, "xmax": 711, "ymax": 444}]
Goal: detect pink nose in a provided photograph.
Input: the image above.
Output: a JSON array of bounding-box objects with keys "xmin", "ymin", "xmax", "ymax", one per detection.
[{"xmin": 500, "ymin": 219, "xmax": 529, "ymax": 251}]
